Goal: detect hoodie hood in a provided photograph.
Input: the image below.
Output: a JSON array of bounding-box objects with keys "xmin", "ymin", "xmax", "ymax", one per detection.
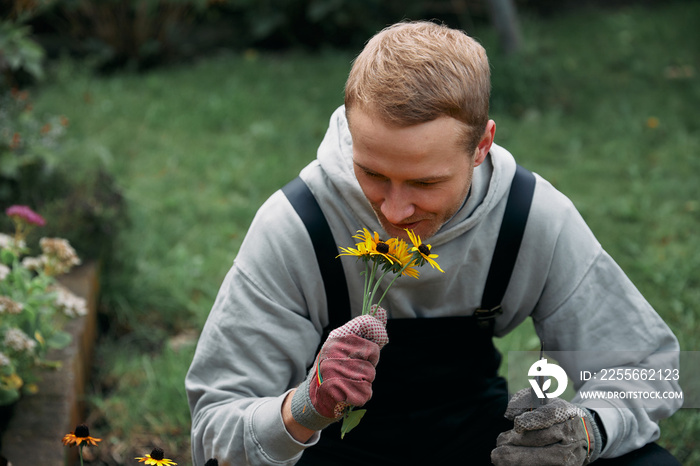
[{"xmin": 309, "ymin": 105, "xmax": 517, "ymax": 246}]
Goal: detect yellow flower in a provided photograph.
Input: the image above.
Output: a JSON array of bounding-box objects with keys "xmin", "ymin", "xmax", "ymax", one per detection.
[
  {"xmin": 337, "ymin": 243, "xmax": 369, "ymax": 258},
  {"xmin": 352, "ymin": 227, "xmax": 379, "ymax": 245},
  {"xmin": 339, "ymin": 229, "xmax": 399, "ymax": 264},
  {"xmin": 387, "ymin": 238, "xmax": 419, "ymax": 278},
  {"xmin": 62, "ymin": 424, "xmax": 101, "ymax": 447},
  {"xmin": 406, "ymin": 230, "xmax": 444, "ymax": 273},
  {"xmin": 338, "ymin": 229, "xmax": 377, "ymax": 258},
  {"xmin": 136, "ymin": 447, "xmax": 177, "ymax": 466},
  {"xmin": 1, "ymin": 373, "xmax": 23, "ymax": 391}
]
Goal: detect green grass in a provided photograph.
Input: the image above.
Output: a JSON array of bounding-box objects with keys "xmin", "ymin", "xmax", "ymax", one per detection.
[{"xmin": 31, "ymin": 1, "xmax": 700, "ymax": 463}]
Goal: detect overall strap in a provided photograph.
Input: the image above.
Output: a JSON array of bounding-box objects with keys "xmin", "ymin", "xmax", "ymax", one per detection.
[
  {"xmin": 475, "ymin": 164, "xmax": 536, "ymax": 331},
  {"xmin": 281, "ymin": 177, "xmax": 351, "ymax": 329}
]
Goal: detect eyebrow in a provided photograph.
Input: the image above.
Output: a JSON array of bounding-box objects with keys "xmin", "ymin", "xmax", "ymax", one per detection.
[{"xmin": 353, "ymin": 160, "xmax": 451, "ymax": 184}]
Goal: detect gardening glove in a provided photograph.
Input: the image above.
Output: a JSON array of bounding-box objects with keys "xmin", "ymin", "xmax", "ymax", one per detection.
[
  {"xmin": 491, "ymin": 388, "xmax": 603, "ymax": 466},
  {"xmin": 290, "ymin": 305, "xmax": 389, "ymax": 431}
]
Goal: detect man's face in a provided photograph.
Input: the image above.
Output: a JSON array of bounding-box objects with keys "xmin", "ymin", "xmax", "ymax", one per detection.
[{"xmin": 349, "ymin": 108, "xmax": 492, "ymax": 241}]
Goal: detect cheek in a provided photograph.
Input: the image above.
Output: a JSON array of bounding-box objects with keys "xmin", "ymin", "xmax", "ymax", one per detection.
[
  {"xmin": 416, "ymin": 184, "xmax": 466, "ymax": 215},
  {"xmin": 355, "ymin": 174, "xmax": 384, "ymax": 203}
]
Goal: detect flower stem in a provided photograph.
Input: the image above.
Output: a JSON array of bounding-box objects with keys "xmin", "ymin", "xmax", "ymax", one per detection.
[
  {"xmin": 362, "ymin": 261, "xmax": 379, "ymax": 315},
  {"xmin": 361, "ymin": 261, "xmax": 371, "ymax": 315},
  {"xmin": 79, "ymin": 444, "xmax": 84, "ymax": 466},
  {"xmin": 375, "ymin": 261, "xmax": 414, "ymax": 308},
  {"xmin": 368, "ymin": 268, "xmax": 391, "ymax": 310}
]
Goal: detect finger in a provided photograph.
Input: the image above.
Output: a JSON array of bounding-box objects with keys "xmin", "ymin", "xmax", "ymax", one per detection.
[
  {"xmin": 328, "ymin": 315, "xmax": 389, "ymax": 348},
  {"xmin": 498, "ymin": 418, "xmax": 587, "ymax": 447},
  {"xmin": 513, "ymin": 399, "xmax": 586, "ymax": 432},
  {"xmin": 319, "ymin": 334, "xmax": 381, "ymax": 365},
  {"xmin": 369, "ymin": 304, "xmax": 388, "ymax": 326},
  {"xmin": 492, "ymin": 444, "xmax": 587, "ymax": 466},
  {"xmin": 504, "ymin": 387, "xmax": 536, "ymax": 420},
  {"xmin": 319, "ymin": 358, "xmax": 377, "ymax": 384},
  {"xmin": 312, "ymin": 377, "xmax": 374, "ymax": 417}
]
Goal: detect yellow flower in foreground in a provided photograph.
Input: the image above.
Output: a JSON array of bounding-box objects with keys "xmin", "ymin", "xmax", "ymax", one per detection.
[
  {"xmin": 387, "ymin": 238, "xmax": 419, "ymax": 278},
  {"xmin": 136, "ymin": 447, "xmax": 177, "ymax": 466},
  {"xmin": 62, "ymin": 424, "xmax": 101, "ymax": 447},
  {"xmin": 338, "ymin": 228, "xmax": 398, "ymax": 264},
  {"xmin": 353, "ymin": 228, "xmax": 379, "ymax": 247},
  {"xmin": 406, "ymin": 230, "xmax": 444, "ymax": 273}
]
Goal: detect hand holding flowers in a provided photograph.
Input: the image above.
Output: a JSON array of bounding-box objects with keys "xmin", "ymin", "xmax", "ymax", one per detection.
[{"xmin": 332, "ymin": 228, "xmax": 444, "ymax": 436}]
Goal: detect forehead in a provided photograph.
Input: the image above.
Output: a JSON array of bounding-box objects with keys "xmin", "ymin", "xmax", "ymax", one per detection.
[{"xmin": 348, "ymin": 108, "xmax": 470, "ymax": 177}]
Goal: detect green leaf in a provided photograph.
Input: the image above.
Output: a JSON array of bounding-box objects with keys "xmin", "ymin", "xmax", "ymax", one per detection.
[
  {"xmin": 0, "ymin": 387, "xmax": 21, "ymax": 406},
  {"xmin": 1, "ymin": 249, "xmax": 17, "ymax": 265},
  {"xmin": 340, "ymin": 408, "xmax": 366, "ymax": 439},
  {"xmin": 46, "ymin": 330, "xmax": 72, "ymax": 349}
]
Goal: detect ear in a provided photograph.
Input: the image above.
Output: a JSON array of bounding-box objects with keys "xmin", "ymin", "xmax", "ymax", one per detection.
[{"xmin": 474, "ymin": 120, "xmax": 496, "ymax": 167}]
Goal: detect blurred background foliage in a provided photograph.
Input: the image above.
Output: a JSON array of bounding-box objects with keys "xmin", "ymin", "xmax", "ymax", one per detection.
[
  {"xmin": 10, "ymin": 0, "xmax": 656, "ymax": 70},
  {"xmin": 1, "ymin": 0, "xmax": 698, "ymax": 463}
]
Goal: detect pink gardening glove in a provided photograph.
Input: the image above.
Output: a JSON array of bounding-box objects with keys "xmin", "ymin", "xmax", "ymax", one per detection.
[{"xmin": 291, "ymin": 306, "xmax": 388, "ymax": 431}]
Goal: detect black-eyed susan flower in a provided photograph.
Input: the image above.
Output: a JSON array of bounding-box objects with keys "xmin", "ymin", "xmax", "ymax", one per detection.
[
  {"xmin": 136, "ymin": 447, "xmax": 177, "ymax": 465},
  {"xmin": 353, "ymin": 228, "xmax": 380, "ymax": 249},
  {"xmin": 204, "ymin": 460, "xmax": 219, "ymax": 466},
  {"xmin": 338, "ymin": 229, "xmax": 377, "ymax": 260},
  {"xmin": 62, "ymin": 424, "xmax": 101, "ymax": 447},
  {"xmin": 406, "ymin": 229, "xmax": 444, "ymax": 273},
  {"xmin": 386, "ymin": 237, "xmax": 419, "ymax": 278}
]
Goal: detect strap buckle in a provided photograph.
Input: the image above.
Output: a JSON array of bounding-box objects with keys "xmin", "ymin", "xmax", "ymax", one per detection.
[{"xmin": 474, "ymin": 305, "xmax": 503, "ymax": 330}]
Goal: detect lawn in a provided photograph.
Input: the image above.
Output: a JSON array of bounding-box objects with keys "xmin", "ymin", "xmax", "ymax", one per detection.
[{"xmin": 31, "ymin": 1, "xmax": 699, "ymax": 463}]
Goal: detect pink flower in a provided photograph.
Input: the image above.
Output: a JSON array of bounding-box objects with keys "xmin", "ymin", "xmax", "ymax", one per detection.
[{"xmin": 5, "ymin": 205, "xmax": 46, "ymax": 226}]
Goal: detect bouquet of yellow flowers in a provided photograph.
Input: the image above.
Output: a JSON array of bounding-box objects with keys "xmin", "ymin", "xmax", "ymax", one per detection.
[{"xmin": 339, "ymin": 228, "xmax": 443, "ymax": 316}]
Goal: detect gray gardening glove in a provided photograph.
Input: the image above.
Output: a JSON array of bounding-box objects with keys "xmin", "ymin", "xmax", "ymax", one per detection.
[
  {"xmin": 290, "ymin": 306, "xmax": 388, "ymax": 431},
  {"xmin": 491, "ymin": 388, "xmax": 602, "ymax": 466}
]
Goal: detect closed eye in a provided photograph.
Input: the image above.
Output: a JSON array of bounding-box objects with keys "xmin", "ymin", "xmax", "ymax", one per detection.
[{"xmin": 361, "ymin": 169, "xmax": 387, "ymax": 181}]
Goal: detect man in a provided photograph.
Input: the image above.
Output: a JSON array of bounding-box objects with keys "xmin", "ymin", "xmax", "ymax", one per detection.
[{"xmin": 187, "ymin": 21, "xmax": 681, "ymax": 465}]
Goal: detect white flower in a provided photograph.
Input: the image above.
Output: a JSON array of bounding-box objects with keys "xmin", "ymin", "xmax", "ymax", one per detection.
[
  {"xmin": 0, "ymin": 296, "xmax": 24, "ymax": 314},
  {"xmin": 52, "ymin": 285, "xmax": 88, "ymax": 317},
  {"xmin": 0, "ymin": 233, "xmax": 13, "ymax": 250},
  {"xmin": 3, "ymin": 328, "xmax": 36, "ymax": 352},
  {"xmin": 0, "ymin": 263, "xmax": 9, "ymax": 281},
  {"xmin": 0, "ymin": 352, "xmax": 10, "ymax": 367},
  {"xmin": 39, "ymin": 238, "xmax": 81, "ymax": 275},
  {"xmin": 0, "ymin": 233, "xmax": 25, "ymax": 251},
  {"xmin": 21, "ymin": 255, "xmax": 45, "ymax": 272}
]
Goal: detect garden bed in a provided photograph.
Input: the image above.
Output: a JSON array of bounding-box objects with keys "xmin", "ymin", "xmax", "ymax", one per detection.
[{"xmin": 0, "ymin": 261, "xmax": 99, "ymax": 466}]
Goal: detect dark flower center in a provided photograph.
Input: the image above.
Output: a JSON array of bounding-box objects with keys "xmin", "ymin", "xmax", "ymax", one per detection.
[
  {"xmin": 204, "ymin": 460, "xmax": 219, "ymax": 466},
  {"xmin": 418, "ymin": 244, "xmax": 430, "ymax": 256},
  {"xmin": 376, "ymin": 242, "xmax": 390, "ymax": 254},
  {"xmin": 151, "ymin": 448, "xmax": 165, "ymax": 460},
  {"xmin": 74, "ymin": 424, "xmax": 90, "ymax": 438}
]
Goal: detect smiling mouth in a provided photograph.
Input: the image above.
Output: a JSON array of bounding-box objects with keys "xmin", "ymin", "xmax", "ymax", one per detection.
[
  {"xmin": 390, "ymin": 220, "xmax": 423, "ymax": 232},
  {"xmin": 394, "ymin": 221, "xmax": 418, "ymax": 228}
]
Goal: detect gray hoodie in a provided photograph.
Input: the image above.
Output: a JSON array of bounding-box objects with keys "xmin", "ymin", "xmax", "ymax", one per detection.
[{"xmin": 186, "ymin": 106, "xmax": 681, "ymax": 465}]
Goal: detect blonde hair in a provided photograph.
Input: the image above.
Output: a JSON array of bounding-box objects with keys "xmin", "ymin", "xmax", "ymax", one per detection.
[{"xmin": 345, "ymin": 21, "xmax": 491, "ymax": 152}]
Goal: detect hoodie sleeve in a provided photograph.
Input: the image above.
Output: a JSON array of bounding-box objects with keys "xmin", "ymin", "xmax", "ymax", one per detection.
[
  {"xmin": 186, "ymin": 190, "xmax": 326, "ymax": 465},
  {"xmin": 527, "ymin": 182, "xmax": 681, "ymax": 459}
]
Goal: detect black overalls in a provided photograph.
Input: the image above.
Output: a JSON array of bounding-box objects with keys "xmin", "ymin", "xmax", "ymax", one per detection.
[
  {"xmin": 282, "ymin": 165, "xmax": 535, "ymax": 465},
  {"xmin": 298, "ymin": 316, "xmax": 513, "ymax": 465}
]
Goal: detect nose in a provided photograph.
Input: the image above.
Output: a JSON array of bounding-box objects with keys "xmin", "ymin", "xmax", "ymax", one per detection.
[{"xmin": 380, "ymin": 186, "xmax": 416, "ymax": 224}]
